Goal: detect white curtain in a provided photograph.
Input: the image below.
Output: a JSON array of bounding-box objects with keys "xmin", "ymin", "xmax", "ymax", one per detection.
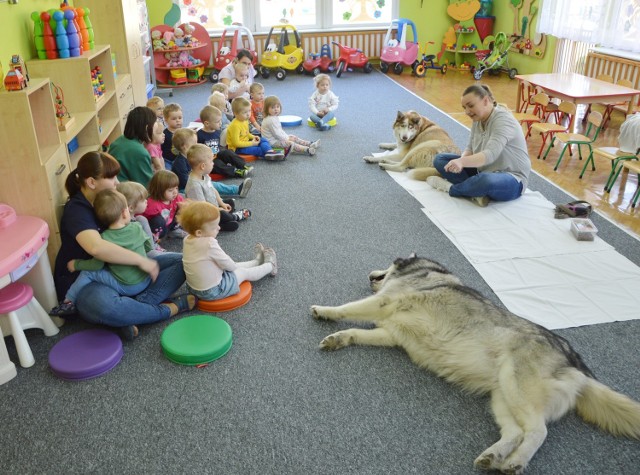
[{"xmin": 538, "ymin": 0, "xmax": 640, "ymax": 53}]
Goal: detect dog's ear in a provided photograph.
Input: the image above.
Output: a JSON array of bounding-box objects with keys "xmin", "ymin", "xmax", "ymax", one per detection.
[
  {"xmin": 408, "ymin": 252, "xmax": 417, "ymax": 259},
  {"xmin": 396, "ymin": 111, "xmax": 404, "ymax": 120}
]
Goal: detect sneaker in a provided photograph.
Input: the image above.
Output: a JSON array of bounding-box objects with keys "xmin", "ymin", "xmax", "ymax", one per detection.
[
  {"xmin": 233, "ymin": 208, "xmax": 251, "ymax": 221},
  {"xmin": 167, "ymin": 225, "xmax": 188, "ymax": 238},
  {"xmin": 239, "ymin": 177, "xmax": 252, "ymax": 198},
  {"xmin": 311, "ymin": 139, "xmax": 321, "ymax": 149},
  {"xmin": 319, "ymin": 124, "xmax": 331, "ymax": 131},
  {"xmin": 254, "ymin": 242, "xmax": 265, "ymax": 263},
  {"xmin": 49, "ymin": 301, "xmax": 77, "ymax": 317},
  {"xmin": 308, "ymin": 146, "xmax": 317, "ymax": 156},
  {"xmin": 284, "ymin": 145, "xmax": 293, "ymax": 158},
  {"xmin": 263, "ymin": 247, "xmax": 278, "ymax": 276},
  {"xmin": 243, "ymin": 165, "xmax": 254, "ymax": 173},
  {"xmin": 265, "ymin": 150, "xmax": 285, "ymax": 161},
  {"xmin": 426, "ymin": 176, "xmax": 452, "ymax": 193},
  {"xmin": 471, "ymin": 196, "xmax": 490, "ymax": 207},
  {"xmin": 234, "ymin": 168, "xmax": 248, "ymax": 178}
]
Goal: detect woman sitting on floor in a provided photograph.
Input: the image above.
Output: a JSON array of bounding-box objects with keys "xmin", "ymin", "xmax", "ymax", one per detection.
[{"xmin": 427, "ymin": 83, "xmax": 531, "ymax": 207}]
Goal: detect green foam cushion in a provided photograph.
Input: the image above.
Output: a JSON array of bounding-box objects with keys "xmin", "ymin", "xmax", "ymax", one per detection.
[{"xmin": 161, "ymin": 315, "xmax": 232, "ymax": 366}]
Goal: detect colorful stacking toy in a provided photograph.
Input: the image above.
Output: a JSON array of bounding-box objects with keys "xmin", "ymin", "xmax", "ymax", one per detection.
[
  {"xmin": 49, "ymin": 329, "xmax": 123, "ymax": 381},
  {"xmin": 161, "ymin": 315, "xmax": 233, "ymax": 366}
]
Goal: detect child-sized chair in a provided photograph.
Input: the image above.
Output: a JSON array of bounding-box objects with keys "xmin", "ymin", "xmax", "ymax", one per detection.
[
  {"xmin": 622, "ymin": 160, "xmax": 640, "ymax": 207},
  {"xmin": 0, "ymin": 282, "xmax": 60, "ymax": 368},
  {"xmin": 529, "ymin": 101, "xmax": 577, "ymax": 159},
  {"xmin": 590, "ymin": 146, "xmax": 640, "ymax": 192},
  {"xmin": 512, "ymin": 92, "xmax": 552, "ymax": 138},
  {"xmin": 542, "ymin": 111, "xmax": 603, "ymax": 175}
]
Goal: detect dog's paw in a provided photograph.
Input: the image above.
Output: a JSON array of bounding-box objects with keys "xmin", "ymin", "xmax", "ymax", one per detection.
[
  {"xmin": 311, "ymin": 305, "xmax": 328, "ymax": 320},
  {"xmin": 474, "ymin": 453, "xmax": 498, "ymax": 471},
  {"xmin": 319, "ymin": 332, "xmax": 349, "ymax": 351},
  {"xmin": 363, "ymin": 156, "xmax": 377, "ymax": 163}
]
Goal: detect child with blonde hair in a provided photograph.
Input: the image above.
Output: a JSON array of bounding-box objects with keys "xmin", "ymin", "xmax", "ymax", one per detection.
[
  {"xmin": 227, "ymin": 97, "xmax": 284, "ymax": 160},
  {"xmin": 170, "ymin": 128, "xmax": 198, "ymax": 191},
  {"xmin": 179, "ymin": 201, "xmax": 276, "ymax": 302},
  {"xmin": 49, "ymin": 189, "xmax": 153, "ymax": 318},
  {"xmin": 209, "ymin": 92, "xmax": 231, "ymax": 130},
  {"xmin": 161, "ymin": 103, "xmax": 184, "ymax": 169},
  {"xmin": 249, "ymin": 82, "xmax": 265, "ymax": 133},
  {"xmin": 185, "ymin": 143, "xmax": 251, "ymax": 232},
  {"xmin": 228, "ymin": 62, "xmax": 251, "ymax": 100},
  {"xmin": 309, "ymin": 73, "xmax": 339, "ymax": 131},
  {"xmin": 262, "ymin": 95, "xmax": 320, "ymax": 156},
  {"xmin": 211, "ymin": 82, "xmax": 234, "ymax": 121},
  {"xmin": 146, "ymin": 96, "xmax": 165, "ymax": 125},
  {"xmin": 143, "ymin": 170, "xmax": 187, "ymax": 239},
  {"xmin": 116, "ymin": 181, "xmax": 166, "ymax": 254},
  {"xmin": 144, "ymin": 119, "xmax": 166, "ymax": 172}
]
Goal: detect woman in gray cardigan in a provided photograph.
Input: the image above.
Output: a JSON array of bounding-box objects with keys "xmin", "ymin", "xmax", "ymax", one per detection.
[{"xmin": 428, "ymin": 84, "xmax": 531, "ymax": 207}]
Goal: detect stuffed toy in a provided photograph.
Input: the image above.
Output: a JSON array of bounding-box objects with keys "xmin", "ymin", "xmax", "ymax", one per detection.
[
  {"xmin": 162, "ymin": 31, "xmax": 175, "ymax": 49},
  {"xmin": 173, "ymin": 27, "xmax": 185, "ymax": 47},
  {"xmin": 165, "ymin": 52, "xmax": 180, "ymax": 67},
  {"xmin": 151, "ymin": 30, "xmax": 164, "ymax": 50},
  {"xmin": 183, "ymin": 23, "xmax": 197, "ymax": 46},
  {"xmin": 178, "ymin": 51, "xmax": 198, "ymax": 67}
]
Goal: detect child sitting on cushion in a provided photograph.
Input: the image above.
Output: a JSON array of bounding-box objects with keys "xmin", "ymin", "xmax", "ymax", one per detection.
[{"xmin": 226, "ymin": 97, "xmax": 284, "ymax": 161}]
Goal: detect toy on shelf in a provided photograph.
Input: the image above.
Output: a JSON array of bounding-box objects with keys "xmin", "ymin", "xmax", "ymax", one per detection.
[
  {"xmin": 473, "ymin": 32, "xmax": 520, "ymax": 80},
  {"xmin": 91, "ymin": 66, "xmax": 106, "ymax": 100},
  {"xmin": 3, "ymin": 69, "xmax": 27, "ymax": 92},
  {"xmin": 31, "ymin": 5, "xmax": 94, "ymax": 60},
  {"xmin": 209, "ymin": 24, "xmax": 256, "ymax": 83},
  {"xmin": 302, "ymin": 44, "xmax": 334, "ymax": 76},
  {"xmin": 9, "ymin": 55, "xmax": 29, "ymax": 83},
  {"xmin": 380, "ymin": 18, "xmax": 420, "ymax": 75},
  {"xmin": 332, "ymin": 41, "xmax": 373, "ymax": 78},
  {"xmin": 259, "ymin": 22, "xmax": 304, "ymax": 81},
  {"xmin": 414, "ymin": 42, "xmax": 447, "ymax": 76},
  {"xmin": 52, "ymin": 82, "xmax": 74, "ymax": 131}
]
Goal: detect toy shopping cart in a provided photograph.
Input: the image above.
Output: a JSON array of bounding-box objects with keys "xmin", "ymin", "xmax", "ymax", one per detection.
[{"xmin": 472, "ymin": 32, "xmax": 520, "ymax": 80}]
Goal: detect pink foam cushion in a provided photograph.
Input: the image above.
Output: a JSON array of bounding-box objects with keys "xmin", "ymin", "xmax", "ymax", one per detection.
[{"xmin": 0, "ymin": 282, "xmax": 33, "ymax": 313}]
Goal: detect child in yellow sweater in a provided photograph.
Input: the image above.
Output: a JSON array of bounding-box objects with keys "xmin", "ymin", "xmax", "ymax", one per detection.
[{"xmin": 226, "ymin": 97, "xmax": 284, "ymax": 161}]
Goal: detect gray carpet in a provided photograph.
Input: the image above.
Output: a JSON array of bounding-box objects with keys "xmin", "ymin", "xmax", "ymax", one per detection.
[{"xmin": 2, "ymin": 72, "xmax": 639, "ymax": 474}]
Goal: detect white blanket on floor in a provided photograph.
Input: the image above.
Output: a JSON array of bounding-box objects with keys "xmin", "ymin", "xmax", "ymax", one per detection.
[{"xmin": 388, "ymin": 171, "xmax": 640, "ymax": 330}]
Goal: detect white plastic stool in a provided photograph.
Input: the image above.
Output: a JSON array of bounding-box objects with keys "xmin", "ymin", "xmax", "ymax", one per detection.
[{"xmin": 0, "ymin": 282, "xmax": 60, "ymax": 369}]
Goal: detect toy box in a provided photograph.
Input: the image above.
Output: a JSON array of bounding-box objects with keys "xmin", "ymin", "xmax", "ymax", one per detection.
[{"xmin": 570, "ymin": 218, "xmax": 598, "ymax": 241}]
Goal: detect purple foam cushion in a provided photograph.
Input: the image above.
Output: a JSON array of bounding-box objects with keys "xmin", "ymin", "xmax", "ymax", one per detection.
[{"xmin": 49, "ymin": 329, "xmax": 123, "ymax": 381}]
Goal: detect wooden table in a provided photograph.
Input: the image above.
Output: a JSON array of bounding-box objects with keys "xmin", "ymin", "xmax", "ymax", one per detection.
[{"xmin": 515, "ymin": 73, "xmax": 640, "ymax": 130}]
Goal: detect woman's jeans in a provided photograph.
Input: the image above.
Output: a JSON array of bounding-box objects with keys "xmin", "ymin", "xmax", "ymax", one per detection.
[
  {"xmin": 433, "ymin": 153, "xmax": 523, "ymax": 202},
  {"xmin": 75, "ymin": 252, "xmax": 185, "ymax": 327}
]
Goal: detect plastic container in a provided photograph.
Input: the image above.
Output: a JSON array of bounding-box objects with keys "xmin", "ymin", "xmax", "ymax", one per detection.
[
  {"xmin": 477, "ymin": 0, "xmax": 493, "ymax": 17},
  {"xmin": 571, "ymin": 218, "xmax": 598, "ymax": 241}
]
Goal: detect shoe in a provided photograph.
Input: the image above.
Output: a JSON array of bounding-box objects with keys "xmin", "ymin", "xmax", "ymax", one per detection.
[
  {"xmin": 471, "ymin": 196, "xmax": 490, "ymax": 207},
  {"xmin": 220, "ymin": 220, "xmax": 239, "ymax": 232},
  {"xmin": 284, "ymin": 145, "xmax": 293, "ymax": 158},
  {"xmin": 234, "ymin": 168, "xmax": 248, "ymax": 178},
  {"xmin": 118, "ymin": 325, "xmax": 139, "ymax": 342},
  {"xmin": 308, "ymin": 146, "xmax": 316, "ymax": 156},
  {"xmin": 49, "ymin": 301, "xmax": 77, "ymax": 317},
  {"xmin": 239, "ymin": 177, "xmax": 252, "ymax": 198},
  {"xmin": 167, "ymin": 225, "xmax": 188, "ymax": 238},
  {"xmin": 244, "ymin": 165, "xmax": 254, "ymax": 172},
  {"xmin": 167, "ymin": 294, "xmax": 197, "ymax": 314},
  {"xmin": 426, "ymin": 176, "xmax": 452, "ymax": 193},
  {"xmin": 263, "ymin": 247, "xmax": 278, "ymax": 276},
  {"xmin": 311, "ymin": 139, "xmax": 320, "ymax": 149},
  {"xmin": 319, "ymin": 124, "xmax": 331, "ymax": 131},
  {"xmin": 233, "ymin": 208, "xmax": 251, "ymax": 221},
  {"xmin": 254, "ymin": 242, "xmax": 265, "ymax": 263},
  {"xmin": 265, "ymin": 150, "xmax": 285, "ymax": 161}
]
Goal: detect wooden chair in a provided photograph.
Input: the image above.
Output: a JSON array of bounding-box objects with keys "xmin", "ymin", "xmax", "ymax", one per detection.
[
  {"xmin": 542, "ymin": 111, "xmax": 603, "ymax": 175},
  {"xmin": 529, "ymin": 101, "xmax": 577, "ymax": 159},
  {"xmin": 582, "ymin": 74, "xmax": 614, "ymax": 122},
  {"xmin": 517, "ymin": 81, "xmax": 538, "ymax": 113},
  {"xmin": 512, "ymin": 92, "xmax": 551, "ymax": 138},
  {"xmin": 622, "ymin": 160, "xmax": 640, "ymax": 207},
  {"xmin": 601, "ymin": 79, "xmax": 634, "ymax": 129},
  {"xmin": 592, "ymin": 146, "xmax": 640, "ymax": 192}
]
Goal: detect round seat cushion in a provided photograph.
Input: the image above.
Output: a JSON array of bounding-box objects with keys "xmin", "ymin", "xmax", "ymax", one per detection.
[
  {"xmin": 307, "ymin": 117, "xmax": 338, "ymax": 128},
  {"xmin": 0, "ymin": 282, "xmax": 33, "ymax": 313},
  {"xmin": 197, "ymin": 281, "xmax": 252, "ymax": 313},
  {"xmin": 49, "ymin": 329, "xmax": 123, "ymax": 381},
  {"xmin": 279, "ymin": 115, "xmax": 303, "ymax": 127},
  {"xmin": 161, "ymin": 315, "xmax": 232, "ymax": 366}
]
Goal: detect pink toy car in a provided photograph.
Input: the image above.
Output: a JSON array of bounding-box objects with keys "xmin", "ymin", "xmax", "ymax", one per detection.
[{"xmin": 380, "ymin": 18, "xmax": 420, "ymax": 75}]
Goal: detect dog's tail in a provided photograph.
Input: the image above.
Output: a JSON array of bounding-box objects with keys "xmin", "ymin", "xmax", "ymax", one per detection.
[
  {"xmin": 408, "ymin": 167, "xmax": 439, "ymax": 181},
  {"xmin": 576, "ymin": 378, "xmax": 640, "ymax": 438}
]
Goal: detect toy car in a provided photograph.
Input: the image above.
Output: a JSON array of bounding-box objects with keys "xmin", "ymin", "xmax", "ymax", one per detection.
[
  {"xmin": 4, "ymin": 69, "xmax": 27, "ymax": 91},
  {"xmin": 259, "ymin": 22, "xmax": 304, "ymax": 81},
  {"xmin": 332, "ymin": 41, "xmax": 373, "ymax": 78},
  {"xmin": 302, "ymin": 43, "xmax": 334, "ymax": 76},
  {"xmin": 209, "ymin": 24, "xmax": 257, "ymax": 83},
  {"xmin": 413, "ymin": 42, "xmax": 447, "ymax": 76},
  {"xmin": 380, "ymin": 18, "xmax": 420, "ymax": 75},
  {"xmin": 168, "ymin": 68, "xmax": 188, "ymax": 86}
]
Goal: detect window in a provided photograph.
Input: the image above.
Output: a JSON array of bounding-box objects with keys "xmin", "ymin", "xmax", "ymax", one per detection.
[{"xmin": 177, "ymin": 0, "xmax": 398, "ymax": 33}]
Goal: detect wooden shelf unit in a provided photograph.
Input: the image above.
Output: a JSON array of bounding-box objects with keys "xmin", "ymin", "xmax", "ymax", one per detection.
[
  {"xmin": 27, "ymin": 45, "xmax": 123, "ymax": 169},
  {"xmin": 0, "ymin": 78, "xmax": 71, "ymax": 265}
]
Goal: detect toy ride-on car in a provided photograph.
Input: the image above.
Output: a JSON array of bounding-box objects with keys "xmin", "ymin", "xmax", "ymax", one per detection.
[
  {"xmin": 209, "ymin": 24, "xmax": 257, "ymax": 83},
  {"xmin": 414, "ymin": 41, "xmax": 447, "ymax": 77},
  {"xmin": 332, "ymin": 41, "xmax": 373, "ymax": 78},
  {"xmin": 302, "ymin": 43, "xmax": 334, "ymax": 76},
  {"xmin": 259, "ymin": 22, "xmax": 304, "ymax": 81},
  {"xmin": 380, "ymin": 18, "xmax": 420, "ymax": 75}
]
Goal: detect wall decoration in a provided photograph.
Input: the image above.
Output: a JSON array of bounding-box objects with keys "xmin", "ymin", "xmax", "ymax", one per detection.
[{"xmin": 509, "ymin": 0, "xmax": 547, "ymax": 58}]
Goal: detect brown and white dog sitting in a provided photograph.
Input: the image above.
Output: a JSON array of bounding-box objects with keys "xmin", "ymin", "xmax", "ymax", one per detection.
[{"xmin": 364, "ymin": 110, "xmax": 460, "ymax": 179}]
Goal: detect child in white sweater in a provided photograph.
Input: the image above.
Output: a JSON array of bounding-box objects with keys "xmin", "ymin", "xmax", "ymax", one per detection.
[
  {"xmin": 308, "ymin": 73, "xmax": 339, "ymax": 131},
  {"xmin": 261, "ymin": 95, "xmax": 320, "ymax": 156}
]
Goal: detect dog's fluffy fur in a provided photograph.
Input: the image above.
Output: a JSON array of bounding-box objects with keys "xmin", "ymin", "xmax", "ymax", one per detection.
[
  {"xmin": 363, "ymin": 110, "xmax": 460, "ymax": 179},
  {"xmin": 311, "ymin": 255, "xmax": 640, "ymax": 474}
]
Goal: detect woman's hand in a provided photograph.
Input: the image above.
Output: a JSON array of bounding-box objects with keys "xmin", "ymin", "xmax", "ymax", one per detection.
[
  {"xmin": 67, "ymin": 260, "xmax": 76, "ymax": 273},
  {"xmin": 444, "ymin": 158, "xmax": 464, "ymax": 174},
  {"xmin": 139, "ymin": 257, "xmax": 159, "ymax": 282}
]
